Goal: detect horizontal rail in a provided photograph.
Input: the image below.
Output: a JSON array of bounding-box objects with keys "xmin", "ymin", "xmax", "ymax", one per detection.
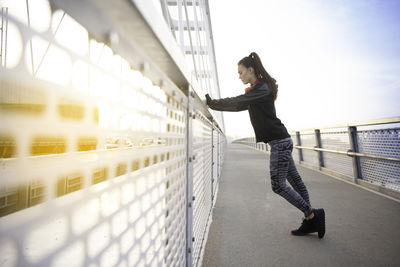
[
  {"xmin": 289, "ymin": 116, "xmax": 400, "ymax": 133},
  {"xmin": 233, "ymin": 141, "xmax": 256, "ymax": 145},
  {"xmin": 295, "ymin": 146, "xmax": 400, "ymax": 162},
  {"xmin": 235, "ymin": 119, "xmax": 400, "ymax": 199}
]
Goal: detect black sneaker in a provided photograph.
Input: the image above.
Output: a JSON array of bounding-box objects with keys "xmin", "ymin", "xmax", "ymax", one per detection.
[
  {"xmin": 291, "ymin": 217, "xmax": 318, "ymax": 236},
  {"xmin": 314, "ymin": 208, "xmax": 326, "ymax": 238}
]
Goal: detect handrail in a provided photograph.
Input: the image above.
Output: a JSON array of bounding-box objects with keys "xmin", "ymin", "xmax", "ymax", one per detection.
[
  {"xmin": 235, "ymin": 141, "xmax": 400, "ymax": 162},
  {"xmin": 234, "ymin": 118, "xmax": 400, "ymax": 200},
  {"xmin": 294, "ymin": 145, "xmax": 400, "ymax": 162},
  {"xmin": 289, "ymin": 117, "xmax": 400, "ymax": 133}
]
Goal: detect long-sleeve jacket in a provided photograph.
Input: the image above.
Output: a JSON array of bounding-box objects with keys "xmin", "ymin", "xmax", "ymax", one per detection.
[{"xmin": 207, "ymin": 82, "xmax": 290, "ymax": 143}]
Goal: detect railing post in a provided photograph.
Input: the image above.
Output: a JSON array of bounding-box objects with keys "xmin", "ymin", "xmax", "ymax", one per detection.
[
  {"xmin": 348, "ymin": 126, "xmax": 362, "ymax": 182},
  {"xmin": 186, "ymin": 88, "xmax": 194, "ymax": 267},
  {"xmin": 211, "ymin": 121, "xmax": 215, "ymax": 203},
  {"xmin": 314, "ymin": 129, "xmax": 324, "ymax": 168},
  {"xmin": 296, "ymin": 131, "xmax": 303, "ymax": 162}
]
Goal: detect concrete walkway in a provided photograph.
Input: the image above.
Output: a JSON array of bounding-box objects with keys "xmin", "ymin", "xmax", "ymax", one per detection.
[{"xmin": 202, "ymin": 144, "xmax": 400, "ymax": 267}]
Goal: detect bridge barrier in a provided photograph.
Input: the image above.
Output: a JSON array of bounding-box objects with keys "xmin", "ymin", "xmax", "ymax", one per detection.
[
  {"xmin": 0, "ymin": 0, "xmax": 224, "ymax": 266},
  {"xmin": 233, "ymin": 118, "xmax": 400, "ymax": 200}
]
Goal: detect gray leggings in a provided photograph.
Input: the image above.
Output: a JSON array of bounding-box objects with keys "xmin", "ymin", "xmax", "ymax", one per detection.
[{"xmin": 268, "ymin": 137, "xmax": 313, "ymax": 217}]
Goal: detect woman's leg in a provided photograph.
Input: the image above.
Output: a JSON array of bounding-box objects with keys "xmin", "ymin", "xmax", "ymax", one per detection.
[
  {"xmin": 286, "ymin": 157, "xmax": 311, "ymax": 207},
  {"xmin": 269, "ymin": 138, "xmax": 325, "ymax": 238},
  {"xmin": 269, "ymin": 139, "xmax": 313, "ymax": 217}
]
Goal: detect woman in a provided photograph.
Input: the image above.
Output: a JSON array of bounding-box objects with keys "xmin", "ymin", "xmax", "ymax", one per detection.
[{"xmin": 205, "ymin": 52, "xmax": 325, "ymax": 238}]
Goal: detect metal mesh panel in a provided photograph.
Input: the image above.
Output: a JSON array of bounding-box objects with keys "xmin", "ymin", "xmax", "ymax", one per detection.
[
  {"xmin": 299, "ymin": 133, "xmax": 318, "ymax": 167},
  {"xmin": 233, "ymin": 138, "xmax": 268, "ymax": 154},
  {"xmin": 238, "ymin": 122, "xmax": 400, "ymax": 197},
  {"xmin": 0, "ymin": 6, "xmax": 189, "ymax": 267},
  {"xmin": 212, "ymin": 128, "xmax": 218, "ymax": 200},
  {"xmin": 191, "ymin": 112, "xmax": 212, "ymax": 267},
  {"xmin": 357, "ymin": 128, "xmax": 400, "ymax": 190},
  {"xmin": 290, "ymin": 134, "xmax": 299, "ymax": 162},
  {"xmin": 161, "ymin": 0, "xmax": 224, "ymax": 126},
  {"xmin": 359, "ymin": 158, "xmax": 400, "ymax": 191},
  {"xmin": 216, "ymin": 131, "xmax": 225, "ymax": 196},
  {"xmin": 321, "ymin": 130, "xmax": 353, "ymax": 177},
  {"xmin": 322, "ymin": 152, "xmax": 354, "ymax": 177}
]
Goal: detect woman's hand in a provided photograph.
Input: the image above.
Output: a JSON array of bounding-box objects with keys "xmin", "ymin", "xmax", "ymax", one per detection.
[{"xmin": 205, "ymin": 94, "xmax": 212, "ymax": 105}]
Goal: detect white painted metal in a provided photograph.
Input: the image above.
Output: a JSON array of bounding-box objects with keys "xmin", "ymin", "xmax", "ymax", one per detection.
[
  {"xmin": 162, "ymin": 0, "xmax": 223, "ymax": 129},
  {"xmin": 0, "ymin": 0, "xmax": 225, "ymax": 266}
]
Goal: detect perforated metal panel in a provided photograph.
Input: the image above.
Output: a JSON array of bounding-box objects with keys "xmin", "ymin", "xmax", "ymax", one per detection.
[
  {"xmin": 299, "ymin": 132, "xmax": 318, "ymax": 167},
  {"xmin": 357, "ymin": 127, "xmax": 400, "ymax": 190},
  {"xmin": 0, "ymin": 2, "xmax": 226, "ymax": 266},
  {"xmin": 212, "ymin": 126, "xmax": 218, "ymax": 201},
  {"xmin": 290, "ymin": 134, "xmax": 299, "ymax": 162},
  {"xmin": 320, "ymin": 129, "xmax": 353, "ymax": 177},
  {"xmin": 214, "ymin": 130, "xmax": 225, "ymax": 202},
  {"xmin": 160, "ymin": 0, "xmax": 224, "ymax": 127},
  {"xmin": 235, "ymin": 121, "xmax": 400, "ymax": 196},
  {"xmin": 191, "ymin": 111, "xmax": 212, "ymax": 267}
]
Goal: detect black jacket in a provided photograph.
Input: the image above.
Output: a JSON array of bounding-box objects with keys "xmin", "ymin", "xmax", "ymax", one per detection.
[{"xmin": 207, "ymin": 82, "xmax": 290, "ymax": 143}]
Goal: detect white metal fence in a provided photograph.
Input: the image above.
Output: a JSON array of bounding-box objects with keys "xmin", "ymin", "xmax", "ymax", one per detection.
[
  {"xmin": 0, "ymin": 1, "xmax": 225, "ymax": 266},
  {"xmin": 233, "ymin": 118, "xmax": 400, "ymax": 200}
]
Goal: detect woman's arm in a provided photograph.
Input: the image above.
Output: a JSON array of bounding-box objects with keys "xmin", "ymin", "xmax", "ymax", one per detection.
[
  {"xmin": 206, "ymin": 94, "xmax": 248, "ymax": 111},
  {"xmin": 206, "ymin": 85, "xmax": 270, "ymax": 112}
]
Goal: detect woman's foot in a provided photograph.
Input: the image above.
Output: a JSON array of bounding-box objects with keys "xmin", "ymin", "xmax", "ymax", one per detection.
[
  {"xmin": 291, "ymin": 209, "xmax": 325, "ymax": 238},
  {"xmin": 314, "ymin": 208, "xmax": 326, "ymax": 238},
  {"xmin": 291, "ymin": 217, "xmax": 317, "ymax": 236}
]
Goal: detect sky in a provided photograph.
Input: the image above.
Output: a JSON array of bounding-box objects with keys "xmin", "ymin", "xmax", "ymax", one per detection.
[{"xmin": 208, "ymin": 0, "xmax": 400, "ymax": 139}]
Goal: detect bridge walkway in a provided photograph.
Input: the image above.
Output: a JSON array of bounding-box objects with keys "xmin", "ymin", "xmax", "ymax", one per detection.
[{"xmin": 202, "ymin": 143, "xmax": 400, "ymax": 267}]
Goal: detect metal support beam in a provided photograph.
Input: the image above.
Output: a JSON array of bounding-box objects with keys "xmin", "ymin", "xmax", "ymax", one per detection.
[
  {"xmin": 186, "ymin": 87, "xmax": 195, "ymax": 267},
  {"xmin": 315, "ymin": 129, "xmax": 324, "ymax": 168},
  {"xmin": 296, "ymin": 131, "xmax": 304, "ymax": 162},
  {"xmin": 1, "ymin": 7, "xmax": 9, "ymax": 67},
  {"xmin": 211, "ymin": 120, "xmax": 215, "ymax": 202},
  {"xmin": 50, "ymin": 0, "xmax": 190, "ymax": 89},
  {"xmin": 348, "ymin": 126, "xmax": 363, "ymax": 182},
  {"xmin": 167, "ymin": 0, "xmax": 200, "ymax": 6},
  {"xmin": 184, "ymin": 45, "xmax": 208, "ymax": 55},
  {"xmin": 160, "ymin": 0, "xmax": 177, "ymax": 39},
  {"xmin": 172, "ymin": 19, "xmax": 205, "ymax": 31}
]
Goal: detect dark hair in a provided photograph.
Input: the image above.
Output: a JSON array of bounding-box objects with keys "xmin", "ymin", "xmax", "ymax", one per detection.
[{"xmin": 238, "ymin": 52, "xmax": 278, "ymax": 100}]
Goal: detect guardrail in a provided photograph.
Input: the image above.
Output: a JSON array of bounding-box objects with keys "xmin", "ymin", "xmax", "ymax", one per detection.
[
  {"xmin": 0, "ymin": 1, "xmax": 224, "ymax": 267},
  {"xmin": 233, "ymin": 117, "xmax": 400, "ymax": 200},
  {"xmin": 294, "ymin": 146, "xmax": 400, "ymax": 162}
]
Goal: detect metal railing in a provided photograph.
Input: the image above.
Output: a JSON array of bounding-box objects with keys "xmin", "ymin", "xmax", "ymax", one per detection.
[
  {"xmin": 158, "ymin": 0, "xmax": 224, "ymax": 129},
  {"xmin": 0, "ymin": 1, "xmax": 224, "ymax": 267},
  {"xmin": 233, "ymin": 117, "xmax": 400, "ymax": 200},
  {"xmin": 294, "ymin": 146, "xmax": 400, "ymax": 162}
]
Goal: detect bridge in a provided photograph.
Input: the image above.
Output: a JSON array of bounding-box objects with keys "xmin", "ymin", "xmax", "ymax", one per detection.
[
  {"xmin": 202, "ymin": 141, "xmax": 400, "ymax": 267},
  {"xmin": 0, "ymin": 1, "xmax": 399, "ymax": 267}
]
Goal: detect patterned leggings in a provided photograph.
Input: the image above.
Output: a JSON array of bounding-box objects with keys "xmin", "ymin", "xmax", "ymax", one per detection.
[{"xmin": 268, "ymin": 137, "xmax": 313, "ymax": 217}]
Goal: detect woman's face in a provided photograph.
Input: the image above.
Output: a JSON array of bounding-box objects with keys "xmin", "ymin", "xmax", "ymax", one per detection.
[{"xmin": 238, "ymin": 64, "xmax": 255, "ymax": 85}]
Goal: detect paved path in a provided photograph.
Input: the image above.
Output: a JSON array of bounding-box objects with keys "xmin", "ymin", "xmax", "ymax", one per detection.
[{"xmin": 202, "ymin": 144, "xmax": 400, "ymax": 267}]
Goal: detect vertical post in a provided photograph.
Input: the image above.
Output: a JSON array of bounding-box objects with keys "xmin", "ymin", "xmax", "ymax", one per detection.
[
  {"xmin": 192, "ymin": 0, "xmax": 207, "ymax": 92},
  {"xmin": 160, "ymin": 0, "xmax": 173, "ymax": 33},
  {"xmin": 314, "ymin": 129, "xmax": 324, "ymax": 168},
  {"xmin": 182, "ymin": 0, "xmax": 198, "ymax": 80},
  {"xmin": 217, "ymin": 131, "xmax": 220, "ymax": 184},
  {"xmin": 177, "ymin": 0, "xmax": 185, "ymax": 52},
  {"xmin": 186, "ymin": 88, "xmax": 194, "ymax": 267},
  {"xmin": 211, "ymin": 120, "xmax": 215, "ymax": 203},
  {"xmin": 4, "ymin": 7, "xmax": 7, "ymax": 67},
  {"xmin": 348, "ymin": 126, "xmax": 362, "ymax": 182},
  {"xmin": 1, "ymin": 8, "xmax": 4, "ymax": 65},
  {"xmin": 1, "ymin": 7, "xmax": 8, "ymax": 67},
  {"xmin": 296, "ymin": 131, "xmax": 303, "ymax": 162}
]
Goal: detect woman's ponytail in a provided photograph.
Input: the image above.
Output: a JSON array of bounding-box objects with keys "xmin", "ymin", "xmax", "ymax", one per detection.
[{"xmin": 239, "ymin": 52, "xmax": 278, "ymax": 100}]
